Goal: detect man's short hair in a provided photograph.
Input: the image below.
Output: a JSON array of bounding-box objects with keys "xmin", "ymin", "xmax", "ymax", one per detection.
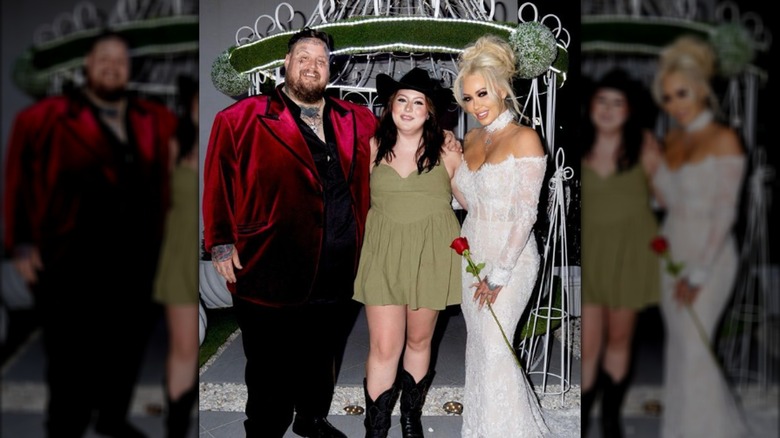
[
  {"xmin": 87, "ymin": 29, "xmax": 132, "ymax": 54},
  {"xmin": 287, "ymin": 27, "xmax": 334, "ymax": 54}
]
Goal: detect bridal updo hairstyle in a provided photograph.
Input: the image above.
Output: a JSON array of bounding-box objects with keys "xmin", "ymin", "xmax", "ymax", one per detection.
[
  {"xmin": 652, "ymin": 35, "xmax": 718, "ymax": 111},
  {"xmin": 453, "ymin": 34, "xmax": 524, "ymax": 116}
]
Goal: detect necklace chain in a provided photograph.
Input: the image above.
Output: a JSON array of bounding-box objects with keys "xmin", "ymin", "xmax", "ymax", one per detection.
[{"xmin": 484, "ymin": 110, "xmax": 515, "ymax": 146}]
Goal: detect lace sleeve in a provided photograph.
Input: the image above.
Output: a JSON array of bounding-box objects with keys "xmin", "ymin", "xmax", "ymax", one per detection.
[
  {"xmin": 488, "ymin": 157, "xmax": 547, "ymax": 286},
  {"xmin": 685, "ymin": 157, "xmax": 746, "ymax": 286}
]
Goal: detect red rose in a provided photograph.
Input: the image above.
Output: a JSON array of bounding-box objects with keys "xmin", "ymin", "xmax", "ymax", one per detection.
[
  {"xmin": 450, "ymin": 237, "xmax": 470, "ymax": 256},
  {"xmin": 650, "ymin": 236, "xmax": 668, "ymax": 255},
  {"xmin": 649, "ymin": 236, "xmax": 685, "ymax": 277},
  {"xmin": 450, "ymin": 234, "xmax": 520, "ymax": 369}
]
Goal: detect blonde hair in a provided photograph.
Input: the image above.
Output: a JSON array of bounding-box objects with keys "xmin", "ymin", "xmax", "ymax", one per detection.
[
  {"xmin": 652, "ymin": 35, "xmax": 718, "ymax": 110},
  {"xmin": 453, "ymin": 34, "xmax": 523, "ymax": 116}
]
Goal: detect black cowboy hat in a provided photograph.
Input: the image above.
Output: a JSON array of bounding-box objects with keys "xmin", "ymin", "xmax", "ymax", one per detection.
[
  {"xmin": 376, "ymin": 67, "xmax": 455, "ymax": 115},
  {"xmin": 590, "ymin": 68, "xmax": 640, "ymax": 101},
  {"xmin": 587, "ymin": 68, "xmax": 658, "ymax": 129}
]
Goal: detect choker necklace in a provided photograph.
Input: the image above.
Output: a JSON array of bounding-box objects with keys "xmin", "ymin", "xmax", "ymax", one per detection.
[
  {"xmin": 484, "ymin": 110, "xmax": 515, "ymax": 146},
  {"xmin": 685, "ymin": 109, "xmax": 713, "ymax": 133}
]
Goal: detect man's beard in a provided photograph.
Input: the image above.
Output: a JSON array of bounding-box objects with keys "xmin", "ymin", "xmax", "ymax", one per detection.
[
  {"xmin": 89, "ymin": 83, "xmax": 127, "ymax": 102},
  {"xmin": 286, "ymin": 73, "xmax": 326, "ymax": 104}
]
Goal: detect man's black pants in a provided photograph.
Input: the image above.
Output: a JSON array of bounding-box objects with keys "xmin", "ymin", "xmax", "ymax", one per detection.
[{"xmin": 233, "ymin": 296, "xmax": 356, "ymax": 437}]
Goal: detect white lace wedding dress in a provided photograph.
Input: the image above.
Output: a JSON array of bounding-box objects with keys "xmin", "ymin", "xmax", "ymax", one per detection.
[
  {"xmin": 652, "ymin": 155, "xmax": 751, "ymax": 438},
  {"xmin": 453, "ymin": 155, "xmax": 552, "ymax": 437}
]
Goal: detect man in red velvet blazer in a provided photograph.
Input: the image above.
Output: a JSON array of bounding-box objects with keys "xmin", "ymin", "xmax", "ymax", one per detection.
[
  {"xmin": 203, "ymin": 28, "xmax": 378, "ymax": 437},
  {"xmin": 3, "ymin": 31, "xmax": 176, "ymax": 438}
]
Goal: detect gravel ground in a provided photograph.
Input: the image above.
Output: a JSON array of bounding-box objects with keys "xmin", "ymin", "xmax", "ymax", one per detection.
[
  {"xmin": 200, "ymin": 318, "xmax": 584, "ymax": 415},
  {"xmin": 554, "ymin": 316, "xmax": 581, "ymax": 359},
  {"xmin": 199, "ymin": 383, "xmax": 581, "ymax": 414}
]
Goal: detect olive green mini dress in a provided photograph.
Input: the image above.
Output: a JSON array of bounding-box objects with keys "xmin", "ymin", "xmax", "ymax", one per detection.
[
  {"xmin": 581, "ymin": 163, "xmax": 660, "ymax": 309},
  {"xmin": 353, "ymin": 162, "xmax": 462, "ymax": 310},
  {"xmin": 153, "ymin": 165, "xmax": 199, "ymax": 305}
]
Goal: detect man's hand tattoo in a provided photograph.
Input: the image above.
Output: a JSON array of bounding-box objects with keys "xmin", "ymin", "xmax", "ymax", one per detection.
[{"xmin": 212, "ymin": 244, "xmax": 234, "ymax": 262}]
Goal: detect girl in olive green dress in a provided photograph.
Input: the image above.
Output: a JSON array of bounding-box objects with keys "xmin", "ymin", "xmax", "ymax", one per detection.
[
  {"xmin": 153, "ymin": 76, "xmax": 199, "ymax": 438},
  {"xmin": 353, "ymin": 68, "xmax": 462, "ymax": 437},
  {"xmin": 580, "ymin": 68, "xmax": 662, "ymax": 437}
]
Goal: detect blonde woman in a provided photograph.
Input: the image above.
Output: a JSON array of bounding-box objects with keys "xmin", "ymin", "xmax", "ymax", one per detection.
[
  {"xmin": 451, "ymin": 34, "xmax": 551, "ymax": 437},
  {"xmin": 651, "ymin": 35, "xmax": 750, "ymax": 438}
]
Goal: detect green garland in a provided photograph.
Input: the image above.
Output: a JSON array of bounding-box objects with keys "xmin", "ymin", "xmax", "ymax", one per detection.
[
  {"xmin": 582, "ymin": 15, "xmax": 766, "ymax": 78},
  {"xmin": 214, "ymin": 16, "xmax": 569, "ymax": 97},
  {"xmin": 12, "ymin": 15, "xmax": 198, "ymax": 98},
  {"xmin": 229, "ymin": 18, "xmax": 516, "ymax": 73}
]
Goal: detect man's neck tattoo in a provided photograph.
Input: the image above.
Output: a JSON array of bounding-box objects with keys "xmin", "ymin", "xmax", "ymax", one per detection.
[
  {"xmin": 300, "ymin": 106, "xmax": 322, "ymax": 133},
  {"xmin": 84, "ymin": 87, "xmax": 125, "ymax": 117},
  {"xmin": 284, "ymin": 85, "xmax": 325, "ymax": 133}
]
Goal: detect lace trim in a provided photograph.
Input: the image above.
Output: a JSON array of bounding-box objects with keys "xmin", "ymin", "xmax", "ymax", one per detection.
[
  {"xmin": 661, "ymin": 154, "xmax": 745, "ymax": 174},
  {"xmin": 461, "ymin": 155, "xmax": 547, "ymax": 174}
]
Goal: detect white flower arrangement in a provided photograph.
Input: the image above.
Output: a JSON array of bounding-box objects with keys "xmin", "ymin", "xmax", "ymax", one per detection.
[
  {"xmin": 211, "ymin": 49, "xmax": 251, "ymax": 97},
  {"xmin": 509, "ymin": 21, "xmax": 558, "ymax": 79},
  {"xmin": 711, "ymin": 23, "xmax": 756, "ymax": 77}
]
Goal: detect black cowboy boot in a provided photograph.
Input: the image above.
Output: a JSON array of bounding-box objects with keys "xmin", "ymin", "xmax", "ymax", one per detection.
[
  {"xmin": 399, "ymin": 369, "xmax": 435, "ymax": 438},
  {"xmin": 581, "ymin": 371, "xmax": 603, "ymax": 437},
  {"xmin": 291, "ymin": 415, "xmax": 347, "ymax": 438},
  {"xmin": 164, "ymin": 383, "xmax": 197, "ymax": 438},
  {"xmin": 601, "ymin": 373, "xmax": 629, "ymax": 438},
  {"xmin": 363, "ymin": 379, "xmax": 400, "ymax": 438}
]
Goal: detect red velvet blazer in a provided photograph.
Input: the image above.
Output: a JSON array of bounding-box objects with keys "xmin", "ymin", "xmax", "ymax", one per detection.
[
  {"xmin": 202, "ymin": 86, "xmax": 378, "ymax": 306},
  {"xmin": 3, "ymin": 93, "xmax": 176, "ymax": 272}
]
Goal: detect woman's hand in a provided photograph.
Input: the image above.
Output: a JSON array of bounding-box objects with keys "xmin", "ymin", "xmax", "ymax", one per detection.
[
  {"xmin": 472, "ymin": 278, "xmax": 502, "ymax": 309},
  {"xmin": 674, "ymin": 278, "xmax": 700, "ymax": 307},
  {"xmin": 443, "ymin": 130, "xmax": 463, "ymax": 153}
]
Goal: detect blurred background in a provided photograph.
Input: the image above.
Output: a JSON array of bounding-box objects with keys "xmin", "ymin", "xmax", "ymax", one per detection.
[
  {"xmin": 581, "ymin": 0, "xmax": 777, "ymax": 436},
  {"xmin": 1, "ymin": 0, "xmax": 198, "ymax": 436}
]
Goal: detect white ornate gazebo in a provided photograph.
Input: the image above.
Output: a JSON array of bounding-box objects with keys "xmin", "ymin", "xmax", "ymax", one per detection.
[{"xmin": 200, "ymin": 0, "xmax": 580, "ymax": 402}]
